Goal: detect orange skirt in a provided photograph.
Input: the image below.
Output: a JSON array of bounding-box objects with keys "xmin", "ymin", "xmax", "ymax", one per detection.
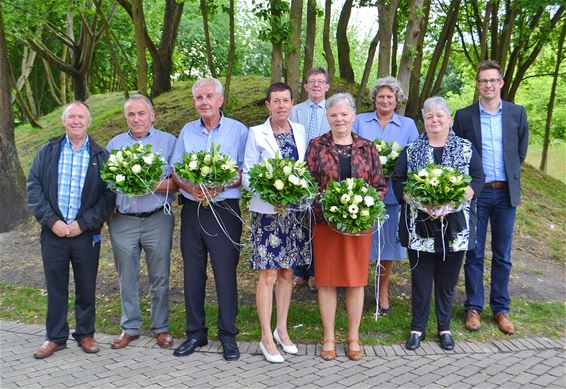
[{"xmin": 313, "ymin": 224, "xmax": 371, "ymax": 287}]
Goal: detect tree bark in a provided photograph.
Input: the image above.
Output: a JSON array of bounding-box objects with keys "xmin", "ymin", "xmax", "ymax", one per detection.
[
  {"xmin": 269, "ymin": 0, "xmax": 284, "ymax": 83},
  {"xmin": 396, "ymin": 0, "xmax": 425, "ymax": 115},
  {"xmin": 336, "ymin": 0, "xmax": 355, "ymax": 82},
  {"xmin": 357, "ymin": 25, "xmax": 379, "ymax": 108},
  {"xmin": 377, "ymin": 0, "xmax": 399, "ymax": 78},
  {"xmin": 287, "ymin": 0, "xmax": 303, "ymax": 98},
  {"xmin": 132, "ymin": 0, "xmax": 148, "ymax": 95},
  {"xmin": 0, "ymin": 4, "xmax": 30, "ymax": 232},
  {"xmin": 322, "ymin": 0, "xmax": 335, "ymax": 80},
  {"xmin": 200, "ymin": 0, "xmax": 217, "ymax": 78},
  {"xmin": 224, "ymin": 0, "xmax": 236, "ymax": 111},
  {"xmin": 540, "ymin": 21, "xmax": 565, "ymax": 171},
  {"xmin": 301, "ymin": 0, "xmax": 316, "ymax": 100}
]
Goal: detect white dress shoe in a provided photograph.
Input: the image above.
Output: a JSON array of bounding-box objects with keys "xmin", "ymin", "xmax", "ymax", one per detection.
[
  {"xmin": 273, "ymin": 329, "xmax": 298, "ymax": 354},
  {"xmin": 259, "ymin": 341, "xmax": 284, "ymax": 363}
]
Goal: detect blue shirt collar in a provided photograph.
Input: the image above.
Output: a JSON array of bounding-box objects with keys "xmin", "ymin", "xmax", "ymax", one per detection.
[
  {"xmin": 365, "ymin": 111, "xmax": 401, "ymax": 127},
  {"xmin": 127, "ymin": 126, "xmax": 154, "ymax": 141},
  {"xmin": 479, "ymin": 100, "xmax": 502, "ymax": 115},
  {"xmin": 199, "ymin": 112, "xmax": 225, "ymax": 134},
  {"xmin": 63, "ymin": 134, "xmax": 89, "ymax": 151},
  {"xmin": 307, "ymin": 99, "xmax": 326, "ymax": 109}
]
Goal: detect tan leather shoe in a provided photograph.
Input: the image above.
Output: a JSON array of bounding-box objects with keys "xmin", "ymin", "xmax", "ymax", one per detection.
[
  {"xmin": 320, "ymin": 339, "xmax": 336, "ymax": 361},
  {"xmin": 155, "ymin": 332, "xmax": 173, "ymax": 348},
  {"xmin": 494, "ymin": 313, "xmax": 515, "ymax": 335},
  {"xmin": 346, "ymin": 339, "xmax": 364, "ymax": 361},
  {"xmin": 111, "ymin": 333, "xmax": 139, "ymax": 349},
  {"xmin": 33, "ymin": 341, "xmax": 66, "ymax": 359},
  {"xmin": 78, "ymin": 337, "xmax": 100, "ymax": 353},
  {"xmin": 465, "ymin": 310, "xmax": 481, "ymax": 331}
]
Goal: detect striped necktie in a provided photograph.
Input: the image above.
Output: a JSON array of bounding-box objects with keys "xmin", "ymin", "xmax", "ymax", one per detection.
[{"xmin": 308, "ymin": 104, "xmax": 319, "ymax": 140}]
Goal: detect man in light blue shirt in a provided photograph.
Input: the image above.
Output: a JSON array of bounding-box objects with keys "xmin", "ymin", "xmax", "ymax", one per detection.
[
  {"xmin": 107, "ymin": 95, "xmax": 177, "ymax": 351},
  {"xmin": 290, "ymin": 67, "xmax": 331, "ymax": 291},
  {"xmin": 171, "ymin": 78, "xmax": 248, "ymax": 361}
]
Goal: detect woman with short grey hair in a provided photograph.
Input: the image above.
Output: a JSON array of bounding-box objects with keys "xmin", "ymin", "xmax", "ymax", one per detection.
[{"xmin": 353, "ymin": 77, "xmax": 419, "ymax": 316}]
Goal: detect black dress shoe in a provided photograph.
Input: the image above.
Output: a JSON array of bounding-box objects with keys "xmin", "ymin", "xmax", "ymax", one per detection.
[
  {"xmin": 173, "ymin": 337, "xmax": 207, "ymax": 357},
  {"xmin": 221, "ymin": 341, "xmax": 240, "ymax": 361},
  {"xmin": 405, "ymin": 332, "xmax": 425, "ymax": 350},
  {"xmin": 378, "ymin": 305, "xmax": 390, "ymax": 316},
  {"xmin": 439, "ymin": 333, "xmax": 455, "ymax": 350}
]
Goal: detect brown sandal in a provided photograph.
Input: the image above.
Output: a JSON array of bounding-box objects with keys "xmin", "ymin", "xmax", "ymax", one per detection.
[
  {"xmin": 346, "ymin": 339, "xmax": 364, "ymax": 361},
  {"xmin": 320, "ymin": 339, "xmax": 336, "ymax": 360}
]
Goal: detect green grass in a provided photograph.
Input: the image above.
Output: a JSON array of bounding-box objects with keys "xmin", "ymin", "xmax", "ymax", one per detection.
[
  {"xmin": 2, "ymin": 282, "xmax": 564, "ymax": 344},
  {"xmin": 525, "ymin": 143, "xmax": 565, "ymax": 183}
]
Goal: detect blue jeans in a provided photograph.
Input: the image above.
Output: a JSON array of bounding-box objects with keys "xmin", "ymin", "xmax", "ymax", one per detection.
[{"xmin": 464, "ymin": 187, "xmax": 516, "ymax": 314}]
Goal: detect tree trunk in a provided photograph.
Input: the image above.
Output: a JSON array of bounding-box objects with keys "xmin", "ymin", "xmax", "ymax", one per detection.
[
  {"xmin": 132, "ymin": 0, "xmax": 148, "ymax": 95},
  {"xmin": 322, "ymin": 0, "xmax": 335, "ymax": 80},
  {"xmin": 271, "ymin": 42, "xmax": 283, "ymax": 83},
  {"xmin": 301, "ymin": 0, "xmax": 316, "ymax": 100},
  {"xmin": 0, "ymin": 4, "xmax": 30, "ymax": 232},
  {"xmin": 540, "ymin": 21, "xmax": 565, "ymax": 172},
  {"xmin": 377, "ymin": 0, "xmax": 399, "ymax": 78},
  {"xmin": 396, "ymin": 0, "xmax": 425, "ymax": 115},
  {"xmin": 42, "ymin": 58, "xmax": 62, "ymax": 105},
  {"xmin": 336, "ymin": 0, "xmax": 355, "ymax": 82},
  {"xmin": 391, "ymin": 11, "xmax": 398, "ymax": 77},
  {"xmin": 223, "ymin": 0, "xmax": 236, "ymax": 111},
  {"xmin": 357, "ymin": 25, "xmax": 379, "ymax": 108},
  {"xmin": 287, "ymin": 0, "xmax": 303, "ymax": 98},
  {"xmin": 72, "ymin": 72, "xmax": 89, "ymax": 102},
  {"xmin": 200, "ymin": 0, "xmax": 217, "ymax": 78}
]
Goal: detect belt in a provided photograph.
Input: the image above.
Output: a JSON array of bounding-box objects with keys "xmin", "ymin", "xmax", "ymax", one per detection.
[
  {"xmin": 179, "ymin": 196, "xmax": 239, "ymax": 207},
  {"xmin": 484, "ymin": 181, "xmax": 507, "ymax": 189},
  {"xmin": 117, "ymin": 207, "xmax": 163, "ymax": 218}
]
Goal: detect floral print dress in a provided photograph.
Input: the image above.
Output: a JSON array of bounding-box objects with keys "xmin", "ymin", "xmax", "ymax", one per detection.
[{"xmin": 249, "ymin": 130, "xmax": 311, "ymax": 270}]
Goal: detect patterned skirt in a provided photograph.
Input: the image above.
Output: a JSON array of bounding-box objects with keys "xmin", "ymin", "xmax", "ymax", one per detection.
[{"xmin": 249, "ymin": 211, "xmax": 311, "ymax": 270}]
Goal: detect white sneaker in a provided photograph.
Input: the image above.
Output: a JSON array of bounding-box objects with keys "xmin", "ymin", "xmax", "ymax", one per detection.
[
  {"xmin": 273, "ymin": 329, "xmax": 298, "ymax": 354},
  {"xmin": 259, "ymin": 341, "xmax": 284, "ymax": 363}
]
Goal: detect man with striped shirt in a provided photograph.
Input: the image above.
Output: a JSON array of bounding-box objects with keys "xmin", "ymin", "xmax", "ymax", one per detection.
[{"xmin": 27, "ymin": 101, "xmax": 114, "ymax": 359}]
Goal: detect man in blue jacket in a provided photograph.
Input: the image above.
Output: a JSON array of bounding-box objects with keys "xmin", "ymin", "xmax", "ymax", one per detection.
[
  {"xmin": 453, "ymin": 60, "xmax": 529, "ymax": 335},
  {"xmin": 27, "ymin": 101, "xmax": 115, "ymax": 358}
]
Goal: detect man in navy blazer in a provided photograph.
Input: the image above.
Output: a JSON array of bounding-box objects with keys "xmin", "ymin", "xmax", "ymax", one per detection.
[
  {"xmin": 453, "ymin": 60, "xmax": 528, "ymax": 335},
  {"xmin": 290, "ymin": 67, "xmax": 331, "ymax": 291}
]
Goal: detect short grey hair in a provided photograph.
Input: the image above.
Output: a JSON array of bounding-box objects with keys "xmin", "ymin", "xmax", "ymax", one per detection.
[
  {"xmin": 369, "ymin": 76, "xmax": 406, "ymax": 108},
  {"xmin": 124, "ymin": 94, "xmax": 154, "ymax": 113},
  {"xmin": 421, "ymin": 96, "xmax": 452, "ymax": 119},
  {"xmin": 61, "ymin": 101, "xmax": 92, "ymax": 124},
  {"xmin": 192, "ymin": 78, "xmax": 223, "ymax": 96},
  {"xmin": 326, "ymin": 93, "xmax": 356, "ymax": 114}
]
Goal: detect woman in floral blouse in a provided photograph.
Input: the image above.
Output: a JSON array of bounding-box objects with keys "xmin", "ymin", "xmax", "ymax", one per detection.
[
  {"xmin": 306, "ymin": 93, "xmax": 386, "ymax": 361},
  {"xmin": 392, "ymin": 96, "xmax": 484, "ymax": 351}
]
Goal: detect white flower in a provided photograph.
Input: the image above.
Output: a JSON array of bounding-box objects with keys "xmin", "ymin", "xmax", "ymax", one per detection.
[
  {"xmin": 265, "ymin": 162, "xmax": 273, "ymax": 172},
  {"xmin": 296, "ymin": 167, "xmax": 306, "ymax": 176},
  {"xmin": 283, "ymin": 165, "xmax": 292, "ymax": 176},
  {"xmin": 340, "ymin": 194, "xmax": 351, "ymax": 204},
  {"xmin": 142, "ymin": 154, "xmax": 154, "ymax": 165},
  {"xmin": 389, "ymin": 150, "xmax": 399, "ymax": 159},
  {"xmin": 227, "ymin": 159, "xmax": 237, "ymax": 168},
  {"xmin": 108, "ymin": 154, "xmax": 117, "ymax": 164},
  {"xmin": 364, "ymin": 196, "xmax": 375, "ymax": 206},
  {"xmin": 190, "ymin": 153, "xmax": 198, "ymax": 161},
  {"xmin": 361, "ymin": 187, "xmax": 368, "ymax": 193},
  {"xmin": 352, "ymin": 195, "xmax": 363, "ymax": 205},
  {"xmin": 274, "ymin": 179, "xmax": 284, "ymax": 191},
  {"xmin": 433, "ymin": 168, "xmax": 443, "ymax": 177},
  {"xmin": 379, "ymin": 155, "xmax": 388, "ymax": 165},
  {"xmin": 203, "ymin": 154, "xmax": 212, "ymax": 164},
  {"xmin": 361, "ymin": 209, "xmax": 370, "ymax": 217},
  {"xmin": 300, "ymin": 179, "xmax": 308, "ymax": 188},
  {"xmin": 418, "ymin": 169, "xmax": 428, "ymax": 177},
  {"xmin": 188, "ymin": 161, "xmax": 199, "ymax": 170},
  {"xmin": 391, "ymin": 141, "xmax": 400, "ymax": 150},
  {"xmin": 221, "ymin": 164, "xmax": 230, "ymax": 170},
  {"xmin": 115, "ymin": 174, "xmax": 125, "ymax": 183},
  {"xmin": 330, "ymin": 206, "xmax": 338, "ymax": 213},
  {"xmin": 131, "ymin": 164, "xmax": 142, "ymax": 174},
  {"xmin": 265, "ymin": 171, "xmax": 273, "ymax": 179},
  {"xmin": 351, "ymin": 214, "xmax": 357, "ymax": 219},
  {"xmin": 288, "ymin": 174, "xmax": 300, "ymax": 185},
  {"xmin": 137, "ymin": 143, "xmax": 145, "ymax": 152},
  {"xmin": 450, "ymin": 175, "xmax": 462, "ymax": 183},
  {"xmin": 375, "ymin": 144, "xmax": 382, "ymax": 152},
  {"xmin": 348, "ymin": 204, "xmax": 359, "ymax": 214},
  {"xmin": 346, "ymin": 178, "xmax": 354, "ymax": 190},
  {"xmin": 201, "ymin": 166, "xmax": 211, "ymax": 176},
  {"xmin": 429, "ymin": 177, "xmax": 439, "ymax": 186},
  {"xmin": 212, "ymin": 154, "xmax": 219, "ymax": 163}
]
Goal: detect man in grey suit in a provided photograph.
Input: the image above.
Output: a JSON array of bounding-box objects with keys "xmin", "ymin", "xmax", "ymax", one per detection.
[
  {"xmin": 290, "ymin": 67, "xmax": 331, "ymax": 290},
  {"xmin": 453, "ymin": 60, "xmax": 529, "ymax": 335}
]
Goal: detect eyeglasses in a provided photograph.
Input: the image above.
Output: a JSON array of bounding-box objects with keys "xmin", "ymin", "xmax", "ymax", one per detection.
[
  {"xmin": 477, "ymin": 78, "xmax": 501, "ymax": 86},
  {"xmin": 306, "ymin": 79, "xmax": 327, "ymax": 85}
]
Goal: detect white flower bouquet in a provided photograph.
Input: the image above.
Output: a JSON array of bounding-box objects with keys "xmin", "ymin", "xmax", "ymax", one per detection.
[
  {"xmin": 174, "ymin": 144, "xmax": 239, "ymax": 187},
  {"xmin": 374, "ymin": 139, "xmax": 402, "ymax": 175},
  {"xmin": 101, "ymin": 143, "xmax": 166, "ymax": 196},
  {"xmin": 248, "ymin": 153, "xmax": 318, "ymax": 210},
  {"xmin": 321, "ymin": 177, "xmax": 386, "ymax": 234},
  {"xmin": 403, "ymin": 163, "xmax": 472, "ymax": 218}
]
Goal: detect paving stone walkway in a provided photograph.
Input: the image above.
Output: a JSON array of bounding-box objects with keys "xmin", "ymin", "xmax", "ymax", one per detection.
[{"xmin": 1, "ymin": 321, "xmax": 564, "ymax": 388}]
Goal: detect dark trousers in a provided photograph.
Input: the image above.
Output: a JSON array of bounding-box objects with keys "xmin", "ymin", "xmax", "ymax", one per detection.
[
  {"xmin": 408, "ymin": 249, "xmax": 464, "ymax": 332},
  {"xmin": 40, "ymin": 229, "xmax": 101, "ymax": 344},
  {"xmin": 180, "ymin": 198, "xmax": 242, "ymax": 343}
]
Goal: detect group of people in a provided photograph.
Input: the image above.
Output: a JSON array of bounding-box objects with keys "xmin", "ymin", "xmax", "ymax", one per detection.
[{"xmin": 27, "ymin": 60, "xmax": 527, "ymax": 363}]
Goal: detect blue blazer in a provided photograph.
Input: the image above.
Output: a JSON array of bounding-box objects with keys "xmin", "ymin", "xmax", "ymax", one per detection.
[{"xmin": 453, "ymin": 100, "xmax": 528, "ymax": 207}]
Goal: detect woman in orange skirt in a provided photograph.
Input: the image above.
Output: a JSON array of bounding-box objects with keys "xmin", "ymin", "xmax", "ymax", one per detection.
[{"xmin": 305, "ymin": 93, "xmax": 386, "ymax": 361}]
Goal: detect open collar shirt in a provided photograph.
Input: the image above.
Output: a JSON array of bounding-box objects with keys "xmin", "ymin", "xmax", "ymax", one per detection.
[
  {"xmin": 479, "ymin": 100, "xmax": 506, "ymax": 183},
  {"xmin": 57, "ymin": 135, "xmax": 90, "ymax": 223}
]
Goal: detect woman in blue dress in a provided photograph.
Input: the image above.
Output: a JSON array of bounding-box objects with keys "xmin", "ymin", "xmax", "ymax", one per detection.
[
  {"xmin": 242, "ymin": 82, "xmax": 310, "ymax": 363},
  {"xmin": 353, "ymin": 77, "xmax": 419, "ymax": 315}
]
